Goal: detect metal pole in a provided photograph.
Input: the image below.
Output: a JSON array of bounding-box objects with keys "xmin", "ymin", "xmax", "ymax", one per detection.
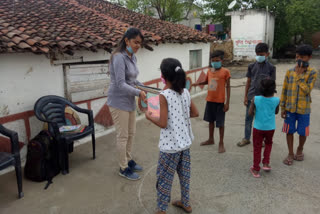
[{"xmin": 265, "ymin": 6, "xmax": 269, "ymax": 44}]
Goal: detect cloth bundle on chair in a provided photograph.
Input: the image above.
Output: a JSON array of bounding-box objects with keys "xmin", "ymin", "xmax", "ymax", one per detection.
[
  {"xmin": 34, "ymin": 95, "xmax": 96, "ymax": 175},
  {"xmin": 0, "ymin": 124, "xmax": 23, "ymax": 198}
]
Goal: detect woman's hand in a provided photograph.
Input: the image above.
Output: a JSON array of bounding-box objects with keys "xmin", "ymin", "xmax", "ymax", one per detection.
[
  {"xmin": 138, "ymin": 97, "xmax": 147, "ymax": 112},
  {"xmin": 139, "ymin": 91, "xmax": 147, "ymax": 103}
]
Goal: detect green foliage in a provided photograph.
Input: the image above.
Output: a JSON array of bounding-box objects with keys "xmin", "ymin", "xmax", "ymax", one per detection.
[
  {"xmin": 285, "ymin": 0, "xmax": 320, "ymax": 41},
  {"xmin": 126, "ymin": 0, "xmax": 155, "ymax": 16},
  {"xmin": 124, "ymin": 0, "xmax": 197, "ymax": 22},
  {"xmin": 201, "ymin": 0, "xmax": 254, "ymax": 29},
  {"xmin": 156, "ymin": 0, "xmax": 184, "ymax": 22},
  {"xmin": 254, "ymin": 0, "xmax": 320, "ymax": 50},
  {"xmin": 202, "ymin": 0, "xmax": 235, "ymax": 29}
]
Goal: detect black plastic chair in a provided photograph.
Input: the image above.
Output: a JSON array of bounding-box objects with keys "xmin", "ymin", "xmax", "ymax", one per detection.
[
  {"xmin": 34, "ymin": 95, "xmax": 95, "ymax": 175},
  {"xmin": 0, "ymin": 124, "xmax": 23, "ymax": 198}
]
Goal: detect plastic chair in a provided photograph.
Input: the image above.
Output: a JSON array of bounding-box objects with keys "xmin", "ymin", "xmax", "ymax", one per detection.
[
  {"xmin": 0, "ymin": 124, "xmax": 24, "ymax": 198},
  {"xmin": 34, "ymin": 95, "xmax": 95, "ymax": 174}
]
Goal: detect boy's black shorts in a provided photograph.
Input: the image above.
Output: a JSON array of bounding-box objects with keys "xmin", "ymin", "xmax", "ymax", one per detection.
[{"xmin": 203, "ymin": 102, "xmax": 225, "ymax": 127}]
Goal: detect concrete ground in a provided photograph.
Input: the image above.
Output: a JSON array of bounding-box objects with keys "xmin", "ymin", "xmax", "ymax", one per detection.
[{"xmin": 1, "ymin": 60, "xmax": 320, "ymax": 214}]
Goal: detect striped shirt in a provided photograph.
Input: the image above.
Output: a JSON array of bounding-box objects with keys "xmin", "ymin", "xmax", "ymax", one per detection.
[{"xmin": 280, "ymin": 67, "xmax": 318, "ymax": 114}]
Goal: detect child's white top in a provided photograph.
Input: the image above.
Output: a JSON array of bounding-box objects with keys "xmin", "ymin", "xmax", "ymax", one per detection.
[{"xmin": 159, "ymin": 88, "xmax": 194, "ymax": 153}]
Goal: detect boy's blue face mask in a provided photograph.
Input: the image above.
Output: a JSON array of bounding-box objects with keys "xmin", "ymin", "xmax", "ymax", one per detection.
[
  {"xmin": 211, "ymin": 61, "xmax": 222, "ymax": 69},
  {"xmin": 126, "ymin": 46, "xmax": 134, "ymax": 54},
  {"xmin": 256, "ymin": 55, "xmax": 266, "ymax": 63}
]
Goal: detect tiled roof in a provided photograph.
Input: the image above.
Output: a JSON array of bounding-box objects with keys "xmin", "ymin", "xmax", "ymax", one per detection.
[{"xmin": 0, "ymin": 0, "xmax": 214, "ymax": 55}]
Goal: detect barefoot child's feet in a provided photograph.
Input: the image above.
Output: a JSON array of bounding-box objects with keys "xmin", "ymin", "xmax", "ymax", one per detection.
[
  {"xmin": 172, "ymin": 201, "xmax": 192, "ymax": 213},
  {"xmin": 200, "ymin": 139, "xmax": 214, "ymax": 146},
  {"xmin": 218, "ymin": 143, "xmax": 226, "ymax": 153}
]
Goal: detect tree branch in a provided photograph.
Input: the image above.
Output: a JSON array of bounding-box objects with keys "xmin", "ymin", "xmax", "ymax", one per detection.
[{"xmin": 183, "ymin": 0, "xmax": 195, "ymax": 20}]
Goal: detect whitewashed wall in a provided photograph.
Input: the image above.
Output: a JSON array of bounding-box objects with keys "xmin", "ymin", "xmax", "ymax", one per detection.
[
  {"xmin": 0, "ymin": 53, "xmax": 65, "ymax": 166},
  {"xmin": 228, "ymin": 10, "xmax": 275, "ymax": 60},
  {"xmin": 0, "ymin": 53, "xmax": 64, "ymax": 117},
  {"xmin": 136, "ymin": 43, "xmax": 210, "ymax": 82},
  {"xmin": 54, "ymin": 42, "xmax": 210, "ymax": 84}
]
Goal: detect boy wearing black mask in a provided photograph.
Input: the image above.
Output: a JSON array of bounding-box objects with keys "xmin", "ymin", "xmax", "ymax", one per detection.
[{"xmin": 281, "ymin": 44, "xmax": 318, "ymax": 165}]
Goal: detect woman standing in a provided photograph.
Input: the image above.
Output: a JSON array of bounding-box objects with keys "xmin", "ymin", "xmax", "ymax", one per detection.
[{"xmin": 107, "ymin": 28, "xmax": 146, "ymax": 180}]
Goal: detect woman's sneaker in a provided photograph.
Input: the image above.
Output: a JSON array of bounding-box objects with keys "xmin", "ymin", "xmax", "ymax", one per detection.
[
  {"xmin": 119, "ymin": 167, "xmax": 140, "ymax": 180},
  {"xmin": 128, "ymin": 160, "xmax": 143, "ymax": 172}
]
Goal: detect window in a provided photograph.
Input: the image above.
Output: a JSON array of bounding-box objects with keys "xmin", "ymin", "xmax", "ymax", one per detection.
[{"xmin": 189, "ymin": 50, "xmax": 202, "ymax": 69}]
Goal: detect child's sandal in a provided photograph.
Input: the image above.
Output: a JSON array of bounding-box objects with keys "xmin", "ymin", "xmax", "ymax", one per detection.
[
  {"xmin": 250, "ymin": 166, "xmax": 261, "ymax": 178},
  {"xmin": 283, "ymin": 155, "xmax": 294, "ymax": 165},
  {"xmin": 172, "ymin": 200, "xmax": 192, "ymax": 213},
  {"xmin": 262, "ymin": 165, "xmax": 271, "ymax": 171},
  {"xmin": 294, "ymin": 153, "xmax": 304, "ymax": 161}
]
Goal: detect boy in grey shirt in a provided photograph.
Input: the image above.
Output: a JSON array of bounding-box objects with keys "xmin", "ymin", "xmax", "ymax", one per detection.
[{"xmin": 237, "ymin": 43, "xmax": 276, "ymax": 147}]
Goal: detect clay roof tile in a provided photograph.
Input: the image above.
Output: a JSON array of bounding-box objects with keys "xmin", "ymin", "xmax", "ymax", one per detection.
[
  {"xmin": 18, "ymin": 42, "xmax": 31, "ymax": 49},
  {"xmin": 7, "ymin": 42, "xmax": 16, "ymax": 47},
  {"xmin": 26, "ymin": 39, "xmax": 38, "ymax": 46},
  {"xmin": 39, "ymin": 40, "xmax": 49, "ymax": 46},
  {"xmin": 0, "ymin": 0, "xmax": 214, "ymax": 55},
  {"xmin": 12, "ymin": 36, "xmax": 23, "ymax": 44},
  {"xmin": 39, "ymin": 46, "xmax": 49, "ymax": 53}
]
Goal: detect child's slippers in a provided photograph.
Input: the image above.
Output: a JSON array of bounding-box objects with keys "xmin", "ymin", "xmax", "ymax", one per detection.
[
  {"xmin": 262, "ymin": 166, "xmax": 272, "ymax": 171},
  {"xmin": 283, "ymin": 155, "xmax": 294, "ymax": 165},
  {"xmin": 250, "ymin": 166, "xmax": 261, "ymax": 178},
  {"xmin": 172, "ymin": 200, "xmax": 192, "ymax": 213},
  {"xmin": 294, "ymin": 153, "xmax": 304, "ymax": 161}
]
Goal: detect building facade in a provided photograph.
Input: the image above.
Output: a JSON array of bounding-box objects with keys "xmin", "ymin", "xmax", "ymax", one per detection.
[{"xmin": 226, "ymin": 9, "xmax": 275, "ymax": 60}]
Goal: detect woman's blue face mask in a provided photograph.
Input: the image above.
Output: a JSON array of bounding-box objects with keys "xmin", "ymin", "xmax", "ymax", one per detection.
[
  {"xmin": 126, "ymin": 46, "xmax": 134, "ymax": 54},
  {"xmin": 211, "ymin": 61, "xmax": 222, "ymax": 69}
]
